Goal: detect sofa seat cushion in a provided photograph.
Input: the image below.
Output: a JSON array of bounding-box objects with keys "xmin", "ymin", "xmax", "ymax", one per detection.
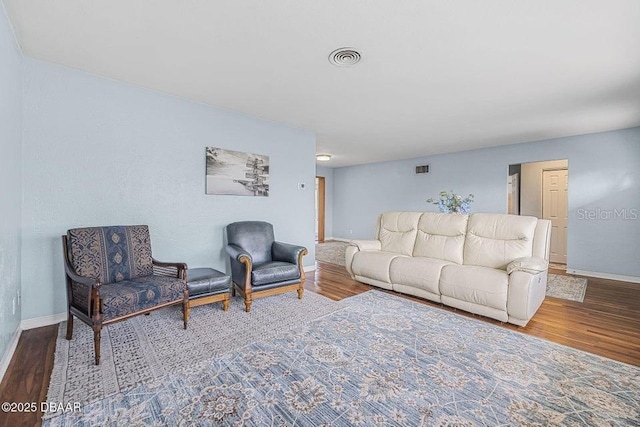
[
  {"xmin": 352, "ymin": 251, "xmax": 402, "ymax": 284},
  {"xmin": 440, "ymin": 264, "xmax": 509, "ymax": 311},
  {"xmin": 251, "ymin": 261, "xmax": 300, "ymax": 286},
  {"xmin": 100, "ymin": 275, "xmax": 184, "ymax": 321},
  {"xmin": 390, "ymin": 257, "xmax": 453, "ymax": 295}
]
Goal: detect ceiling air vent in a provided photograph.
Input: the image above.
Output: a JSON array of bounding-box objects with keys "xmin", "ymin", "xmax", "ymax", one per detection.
[
  {"xmin": 329, "ymin": 48, "xmax": 362, "ymax": 67},
  {"xmin": 415, "ymin": 164, "xmax": 430, "ymax": 174}
]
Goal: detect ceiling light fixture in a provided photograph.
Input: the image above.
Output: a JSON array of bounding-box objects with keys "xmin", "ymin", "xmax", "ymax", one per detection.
[
  {"xmin": 316, "ymin": 154, "xmax": 332, "ymax": 162},
  {"xmin": 329, "ymin": 48, "xmax": 361, "ymax": 67}
]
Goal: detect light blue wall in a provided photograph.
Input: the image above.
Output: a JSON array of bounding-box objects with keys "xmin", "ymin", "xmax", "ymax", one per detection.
[
  {"xmin": 0, "ymin": 4, "xmax": 22, "ymax": 362},
  {"xmin": 333, "ymin": 128, "xmax": 640, "ymax": 278},
  {"xmin": 21, "ymin": 58, "xmax": 316, "ymax": 320},
  {"xmin": 315, "ymin": 166, "xmax": 333, "ymax": 238}
]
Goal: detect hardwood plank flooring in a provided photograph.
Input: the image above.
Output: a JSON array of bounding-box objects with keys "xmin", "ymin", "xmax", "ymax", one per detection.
[
  {"xmin": 0, "ymin": 324, "xmax": 57, "ymax": 427},
  {"xmin": 1, "ymin": 261, "xmax": 638, "ymax": 426}
]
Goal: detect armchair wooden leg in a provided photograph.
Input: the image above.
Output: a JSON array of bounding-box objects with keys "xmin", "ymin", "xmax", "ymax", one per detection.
[
  {"xmin": 297, "ymin": 286, "xmax": 304, "ymax": 299},
  {"xmin": 244, "ymin": 296, "xmax": 252, "ymax": 313},
  {"xmin": 66, "ymin": 313, "xmax": 74, "ymax": 340},
  {"xmin": 222, "ymin": 297, "xmax": 230, "ymax": 311},
  {"xmin": 93, "ymin": 325, "xmax": 101, "ymax": 365},
  {"xmin": 183, "ymin": 300, "xmax": 190, "ymax": 329},
  {"xmin": 183, "ymin": 288, "xmax": 190, "ymax": 329}
]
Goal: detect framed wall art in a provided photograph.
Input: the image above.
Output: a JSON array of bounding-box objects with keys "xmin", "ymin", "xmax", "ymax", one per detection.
[{"xmin": 205, "ymin": 147, "xmax": 269, "ymax": 196}]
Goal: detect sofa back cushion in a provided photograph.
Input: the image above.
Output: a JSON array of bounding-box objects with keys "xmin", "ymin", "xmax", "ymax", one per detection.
[
  {"xmin": 376, "ymin": 212, "xmax": 421, "ymax": 255},
  {"xmin": 67, "ymin": 225, "xmax": 154, "ymax": 283},
  {"xmin": 463, "ymin": 214, "xmax": 537, "ymax": 269},
  {"xmin": 413, "ymin": 213, "xmax": 468, "ymax": 264}
]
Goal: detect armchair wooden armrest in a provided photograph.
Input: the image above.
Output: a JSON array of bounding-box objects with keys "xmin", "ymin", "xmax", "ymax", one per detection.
[
  {"xmin": 152, "ymin": 258, "xmax": 187, "ymax": 280},
  {"xmin": 62, "ymin": 235, "xmax": 100, "ymax": 319},
  {"xmin": 226, "ymin": 244, "xmax": 252, "ymax": 263},
  {"xmin": 64, "ymin": 265, "xmax": 100, "ymax": 289},
  {"xmin": 226, "ymin": 244, "xmax": 253, "ymax": 295}
]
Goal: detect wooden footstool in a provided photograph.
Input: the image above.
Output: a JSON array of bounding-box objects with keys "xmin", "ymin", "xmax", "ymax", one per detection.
[{"xmin": 186, "ymin": 268, "xmax": 231, "ymax": 320}]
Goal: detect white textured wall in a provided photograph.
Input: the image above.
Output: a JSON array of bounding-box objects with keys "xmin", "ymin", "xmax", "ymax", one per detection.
[
  {"xmin": 0, "ymin": 3, "xmax": 22, "ymax": 363},
  {"xmin": 21, "ymin": 58, "xmax": 316, "ymax": 320}
]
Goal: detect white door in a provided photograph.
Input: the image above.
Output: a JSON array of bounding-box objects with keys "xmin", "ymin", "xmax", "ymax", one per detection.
[{"xmin": 542, "ymin": 169, "xmax": 568, "ymax": 264}]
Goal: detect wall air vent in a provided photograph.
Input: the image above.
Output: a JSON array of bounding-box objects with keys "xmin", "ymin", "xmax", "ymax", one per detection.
[{"xmin": 415, "ymin": 164, "xmax": 430, "ymax": 174}]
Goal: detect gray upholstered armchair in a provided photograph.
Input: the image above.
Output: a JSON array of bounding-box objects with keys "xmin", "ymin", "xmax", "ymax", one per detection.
[
  {"xmin": 62, "ymin": 225, "xmax": 189, "ymax": 365},
  {"xmin": 225, "ymin": 221, "xmax": 308, "ymax": 312}
]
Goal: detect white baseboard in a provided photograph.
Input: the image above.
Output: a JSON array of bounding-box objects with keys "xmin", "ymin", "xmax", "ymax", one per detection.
[
  {"xmin": 0, "ymin": 327, "xmax": 22, "ymax": 384},
  {"xmin": 566, "ymin": 269, "xmax": 640, "ymax": 284},
  {"xmin": 20, "ymin": 312, "xmax": 67, "ymax": 330},
  {"xmin": 304, "ymin": 265, "xmax": 316, "ymax": 272}
]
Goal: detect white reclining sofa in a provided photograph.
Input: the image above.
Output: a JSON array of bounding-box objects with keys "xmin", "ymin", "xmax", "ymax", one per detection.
[{"xmin": 346, "ymin": 212, "xmax": 551, "ymax": 326}]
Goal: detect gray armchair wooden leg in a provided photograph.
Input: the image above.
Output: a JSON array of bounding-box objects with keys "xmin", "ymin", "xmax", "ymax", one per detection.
[
  {"xmin": 93, "ymin": 325, "xmax": 101, "ymax": 365},
  {"xmin": 183, "ymin": 297, "xmax": 190, "ymax": 329},
  {"xmin": 66, "ymin": 313, "xmax": 74, "ymax": 340}
]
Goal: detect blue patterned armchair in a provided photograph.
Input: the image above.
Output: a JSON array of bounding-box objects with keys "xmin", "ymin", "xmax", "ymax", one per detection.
[
  {"xmin": 225, "ymin": 221, "xmax": 308, "ymax": 312},
  {"xmin": 62, "ymin": 225, "xmax": 188, "ymax": 365}
]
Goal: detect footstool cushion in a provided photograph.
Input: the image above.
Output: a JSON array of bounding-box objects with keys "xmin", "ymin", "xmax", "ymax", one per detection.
[
  {"xmin": 186, "ymin": 268, "xmax": 231, "ymax": 318},
  {"xmin": 187, "ymin": 268, "xmax": 231, "ymax": 298}
]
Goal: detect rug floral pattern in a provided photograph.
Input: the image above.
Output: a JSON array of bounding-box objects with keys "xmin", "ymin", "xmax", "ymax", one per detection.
[{"xmin": 44, "ymin": 291, "xmax": 639, "ymax": 426}]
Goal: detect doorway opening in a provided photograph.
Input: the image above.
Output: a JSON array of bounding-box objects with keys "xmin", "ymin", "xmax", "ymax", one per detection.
[
  {"xmin": 508, "ymin": 159, "xmax": 568, "ymax": 266},
  {"xmin": 315, "ymin": 176, "xmax": 325, "ymax": 242}
]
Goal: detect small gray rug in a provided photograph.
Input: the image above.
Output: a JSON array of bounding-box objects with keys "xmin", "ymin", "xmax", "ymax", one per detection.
[
  {"xmin": 44, "ymin": 290, "xmax": 640, "ymax": 426},
  {"xmin": 315, "ymin": 240, "xmax": 349, "ymax": 266},
  {"xmin": 316, "ymin": 241, "xmax": 587, "ymax": 302},
  {"xmin": 44, "ymin": 291, "xmax": 341, "ymax": 417},
  {"xmin": 547, "ymin": 274, "xmax": 588, "ymax": 303}
]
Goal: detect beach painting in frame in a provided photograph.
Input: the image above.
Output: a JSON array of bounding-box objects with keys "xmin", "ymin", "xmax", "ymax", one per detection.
[{"xmin": 206, "ymin": 147, "xmax": 269, "ymax": 196}]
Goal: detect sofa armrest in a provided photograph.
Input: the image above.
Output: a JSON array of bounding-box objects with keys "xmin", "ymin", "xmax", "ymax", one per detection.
[
  {"xmin": 349, "ymin": 239, "xmax": 382, "ymax": 251},
  {"xmin": 507, "ymin": 257, "xmax": 548, "ymax": 275},
  {"xmin": 344, "ymin": 240, "xmax": 381, "ymax": 278},
  {"xmin": 507, "ymin": 270, "xmax": 547, "ymax": 326}
]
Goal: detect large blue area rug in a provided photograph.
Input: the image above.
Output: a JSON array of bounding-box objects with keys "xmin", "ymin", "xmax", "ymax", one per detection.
[{"xmin": 44, "ymin": 290, "xmax": 640, "ymax": 426}]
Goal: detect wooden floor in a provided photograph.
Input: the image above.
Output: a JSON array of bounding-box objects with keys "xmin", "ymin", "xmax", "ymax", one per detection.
[{"xmin": 1, "ymin": 261, "xmax": 639, "ymax": 426}]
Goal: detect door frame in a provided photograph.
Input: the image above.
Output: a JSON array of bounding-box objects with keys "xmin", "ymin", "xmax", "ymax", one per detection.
[{"xmin": 316, "ymin": 176, "xmax": 325, "ymax": 242}]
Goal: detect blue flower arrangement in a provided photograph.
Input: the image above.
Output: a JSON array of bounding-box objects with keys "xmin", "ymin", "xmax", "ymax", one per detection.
[{"xmin": 427, "ymin": 191, "xmax": 474, "ymax": 214}]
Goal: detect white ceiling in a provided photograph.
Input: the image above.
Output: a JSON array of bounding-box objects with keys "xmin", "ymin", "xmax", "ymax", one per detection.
[{"xmin": 4, "ymin": 0, "xmax": 640, "ymax": 167}]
